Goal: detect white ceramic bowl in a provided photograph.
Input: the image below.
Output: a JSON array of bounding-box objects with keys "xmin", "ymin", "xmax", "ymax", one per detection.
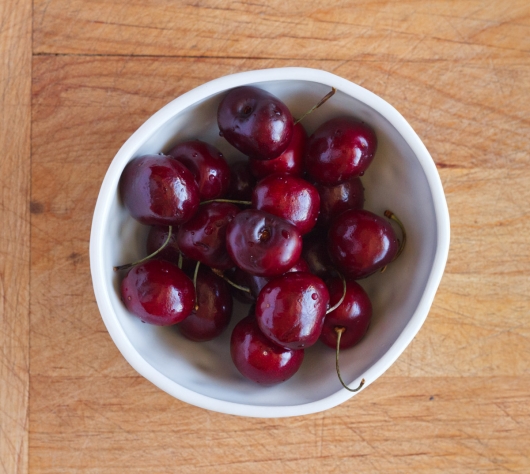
[{"xmin": 90, "ymin": 68, "xmax": 450, "ymax": 418}]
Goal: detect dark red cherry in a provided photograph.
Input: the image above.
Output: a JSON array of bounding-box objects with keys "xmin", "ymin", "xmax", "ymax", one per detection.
[
  {"xmin": 177, "ymin": 202, "xmax": 239, "ymax": 270},
  {"xmin": 146, "ymin": 225, "xmax": 195, "ymax": 273},
  {"xmin": 119, "ymin": 154, "xmax": 200, "ymax": 226},
  {"xmin": 305, "ymin": 117, "xmax": 377, "ymax": 185},
  {"xmin": 218, "ymin": 86, "xmax": 293, "ymax": 160},
  {"xmin": 248, "ymin": 257, "xmax": 310, "ymax": 299},
  {"xmin": 252, "ymin": 173, "xmax": 320, "ymax": 235},
  {"xmin": 328, "ymin": 209, "xmax": 399, "ymax": 279},
  {"xmin": 168, "ymin": 140, "xmax": 230, "ymax": 201},
  {"xmin": 256, "ymin": 272, "xmax": 330, "ymax": 350},
  {"xmin": 320, "ymin": 277, "xmax": 372, "ymax": 349},
  {"xmin": 225, "ymin": 209, "xmax": 302, "ymax": 277},
  {"xmin": 302, "ymin": 231, "xmax": 337, "ymax": 280},
  {"xmin": 178, "ymin": 268, "xmax": 232, "ymax": 342},
  {"xmin": 227, "ymin": 160, "xmax": 256, "ymax": 201},
  {"xmin": 249, "ymin": 122, "xmax": 306, "ymax": 178},
  {"xmin": 230, "ymin": 315, "xmax": 304, "ymax": 385},
  {"xmin": 316, "ymin": 176, "xmax": 365, "ymax": 226},
  {"xmin": 121, "ymin": 259, "xmax": 195, "ymax": 326}
]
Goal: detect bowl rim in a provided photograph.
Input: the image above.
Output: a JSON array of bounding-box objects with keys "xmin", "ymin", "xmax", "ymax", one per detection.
[{"xmin": 90, "ymin": 67, "xmax": 450, "ymax": 418}]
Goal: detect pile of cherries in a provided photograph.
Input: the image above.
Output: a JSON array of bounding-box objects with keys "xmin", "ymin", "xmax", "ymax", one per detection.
[{"xmin": 116, "ymin": 86, "xmax": 405, "ymax": 390}]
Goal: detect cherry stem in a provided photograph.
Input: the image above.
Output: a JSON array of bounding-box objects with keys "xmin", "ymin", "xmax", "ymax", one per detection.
[
  {"xmin": 113, "ymin": 225, "xmax": 173, "ymax": 272},
  {"xmin": 294, "ymin": 87, "xmax": 337, "ymax": 125},
  {"xmin": 384, "ymin": 210, "xmax": 407, "ymax": 259},
  {"xmin": 193, "ymin": 261, "xmax": 200, "ymax": 310},
  {"xmin": 177, "ymin": 253, "xmax": 183, "ymax": 270},
  {"xmin": 326, "ymin": 272, "xmax": 347, "ymax": 314},
  {"xmin": 211, "ymin": 268, "xmax": 251, "ymax": 293},
  {"xmin": 200, "ymin": 199, "xmax": 252, "ymax": 206},
  {"xmin": 335, "ymin": 327, "xmax": 365, "ymax": 393}
]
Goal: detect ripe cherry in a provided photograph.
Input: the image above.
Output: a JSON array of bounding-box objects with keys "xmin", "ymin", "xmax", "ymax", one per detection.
[
  {"xmin": 315, "ymin": 176, "xmax": 365, "ymax": 227},
  {"xmin": 320, "ymin": 277, "xmax": 372, "ymax": 349},
  {"xmin": 256, "ymin": 272, "xmax": 330, "ymax": 350},
  {"xmin": 119, "ymin": 154, "xmax": 200, "ymax": 226},
  {"xmin": 121, "ymin": 259, "xmax": 195, "ymax": 326},
  {"xmin": 225, "ymin": 209, "xmax": 302, "ymax": 277},
  {"xmin": 218, "ymin": 86, "xmax": 293, "ymax": 160},
  {"xmin": 168, "ymin": 140, "xmax": 230, "ymax": 201},
  {"xmin": 328, "ymin": 209, "xmax": 399, "ymax": 279},
  {"xmin": 227, "ymin": 160, "xmax": 256, "ymax": 201},
  {"xmin": 178, "ymin": 268, "xmax": 233, "ymax": 342},
  {"xmin": 249, "ymin": 122, "xmax": 306, "ymax": 178},
  {"xmin": 177, "ymin": 202, "xmax": 239, "ymax": 270},
  {"xmin": 302, "ymin": 231, "xmax": 337, "ymax": 280},
  {"xmin": 230, "ymin": 314, "xmax": 304, "ymax": 385},
  {"xmin": 252, "ymin": 173, "xmax": 320, "ymax": 235},
  {"xmin": 305, "ymin": 117, "xmax": 377, "ymax": 185}
]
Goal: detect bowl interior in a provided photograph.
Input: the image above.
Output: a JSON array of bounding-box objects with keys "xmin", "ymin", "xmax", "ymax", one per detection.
[{"xmin": 96, "ymin": 77, "xmax": 438, "ymax": 412}]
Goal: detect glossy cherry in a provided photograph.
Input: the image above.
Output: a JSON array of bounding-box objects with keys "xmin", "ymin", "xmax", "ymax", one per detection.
[
  {"xmin": 225, "ymin": 209, "xmax": 302, "ymax": 277},
  {"xmin": 121, "ymin": 259, "xmax": 195, "ymax": 326},
  {"xmin": 230, "ymin": 314, "xmax": 304, "ymax": 385},
  {"xmin": 305, "ymin": 117, "xmax": 377, "ymax": 185},
  {"xmin": 302, "ymin": 231, "xmax": 337, "ymax": 280},
  {"xmin": 320, "ymin": 277, "xmax": 372, "ymax": 349},
  {"xmin": 218, "ymin": 86, "xmax": 293, "ymax": 160},
  {"xmin": 227, "ymin": 160, "xmax": 256, "ymax": 201},
  {"xmin": 316, "ymin": 176, "xmax": 365, "ymax": 226},
  {"xmin": 178, "ymin": 268, "xmax": 233, "ymax": 342},
  {"xmin": 119, "ymin": 154, "xmax": 200, "ymax": 226},
  {"xmin": 177, "ymin": 202, "xmax": 239, "ymax": 270},
  {"xmin": 328, "ymin": 209, "xmax": 399, "ymax": 279},
  {"xmin": 252, "ymin": 173, "xmax": 320, "ymax": 235},
  {"xmin": 256, "ymin": 272, "xmax": 330, "ymax": 350},
  {"xmin": 168, "ymin": 140, "xmax": 230, "ymax": 201},
  {"xmin": 249, "ymin": 122, "xmax": 306, "ymax": 178}
]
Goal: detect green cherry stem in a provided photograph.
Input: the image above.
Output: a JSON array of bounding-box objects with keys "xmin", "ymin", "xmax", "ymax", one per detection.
[
  {"xmin": 177, "ymin": 252, "xmax": 183, "ymax": 270},
  {"xmin": 200, "ymin": 199, "xmax": 252, "ymax": 206},
  {"xmin": 113, "ymin": 225, "xmax": 173, "ymax": 272},
  {"xmin": 326, "ymin": 272, "xmax": 346, "ymax": 314},
  {"xmin": 294, "ymin": 87, "xmax": 337, "ymax": 125},
  {"xmin": 193, "ymin": 260, "xmax": 201, "ymax": 310},
  {"xmin": 211, "ymin": 268, "xmax": 251, "ymax": 293},
  {"xmin": 335, "ymin": 327, "xmax": 365, "ymax": 393}
]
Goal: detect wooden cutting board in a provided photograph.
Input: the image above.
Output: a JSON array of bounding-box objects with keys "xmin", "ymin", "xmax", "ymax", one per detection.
[{"xmin": 2, "ymin": 0, "xmax": 529, "ymax": 472}]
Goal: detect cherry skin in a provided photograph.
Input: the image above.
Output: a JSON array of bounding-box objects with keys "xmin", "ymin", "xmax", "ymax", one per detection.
[
  {"xmin": 225, "ymin": 209, "xmax": 302, "ymax": 277},
  {"xmin": 256, "ymin": 272, "xmax": 330, "ymax": 350},
  {"xmin": 168, "ymin": 140, "xmax": 231, "ymax": 201},
  {"xmin": 178, "ymin": 268, "xmax": 233, "ymax": 342},
  {"xmin": 227, "ymin": 160, "xmax": 256, "ymax": 201},
  {"xmin": 249, "ymin": 122, "xmax": 307, "ymax": 179},
  {"xmin": 119, "ymin": 154, "xmax": 200, "ymax": 226},
  {"xmin": 328, "ymin": 209, "xmax": 399, "ymax": 279},
  {"xmin": 315, "ymin": 176, "xmax": 365, "ymax": 227},
  {"xmin": 177, "ymin": 202, "xmax": 239, "ymax": 270},
  {"xmin": 305, "ymin": 117, "xmax": 377, "ymax": 185},
  {"xmin": 121, "ymin": 259, "xmax": 195, "ymax": 326},
  {"xmin": 302, "ymin": 231, "xmax": 337, "ymax": 280},
  {"xmin": 225, "ymin": 267, "xmax": 256, "ymax": 304},
  {"xmin": 248, "ymin": 257, "xmax": 310, "ymax": 299},
  {"xmin": 252, "ymin": 173, "xmax": 320, "ymax": 235},
  {"xmin": 320, "ymin": 277, "xmax": 372, "ymax": 349},
  {"xmin": 230, "ymin": 314, "xmax": 304, "ymax": 385},
  {"xmin": 146, "ymin": 225, "xmax": 195, "ymax": 273},
  {"xmin": 218, "ymin": 86, "xmax": 293, "ymax": 160}
]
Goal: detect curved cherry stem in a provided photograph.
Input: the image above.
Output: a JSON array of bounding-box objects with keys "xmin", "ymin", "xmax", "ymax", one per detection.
[
  {"xmin": 335, "ymin": 327, "xmax": 365, "ymax": 392},
  {"xmin": 326, "ymin": 272, "xmax": 346, "ymax": 314},
  {"xmin": 193, "ymin": 261, "xmax": 201, "ymax": 310},
  {"xmin": 294, "ymin": 87, "xmax": 337, "ymax": 125},
  {"xmin": 177, "ymin": 252, "xmax": 183, "ymax": 270},
  {"xmin": 200, "ymin": 199, "xmax": 252, "ymax": 206},
  {"xmin": 113, "ymin": 225, "xmax": 173, "ymax": 272},
  {"xmin": 384, "ymin": 210, "xmax": 407, "ymax": 260},
  {"xmin": 211, "ymin": 268, "xmax": 251, "ymax": 293}
]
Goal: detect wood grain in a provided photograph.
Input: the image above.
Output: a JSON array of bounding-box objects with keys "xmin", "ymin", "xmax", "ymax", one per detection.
[{"xmin": 0, "ymin": 0, "xmax": 32, "ymax": 473}]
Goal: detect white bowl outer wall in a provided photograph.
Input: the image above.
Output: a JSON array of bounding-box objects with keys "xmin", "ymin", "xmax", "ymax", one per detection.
[{"xmin": 90, "ymin": 68, "xmax": 450, "ymax": 418}]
